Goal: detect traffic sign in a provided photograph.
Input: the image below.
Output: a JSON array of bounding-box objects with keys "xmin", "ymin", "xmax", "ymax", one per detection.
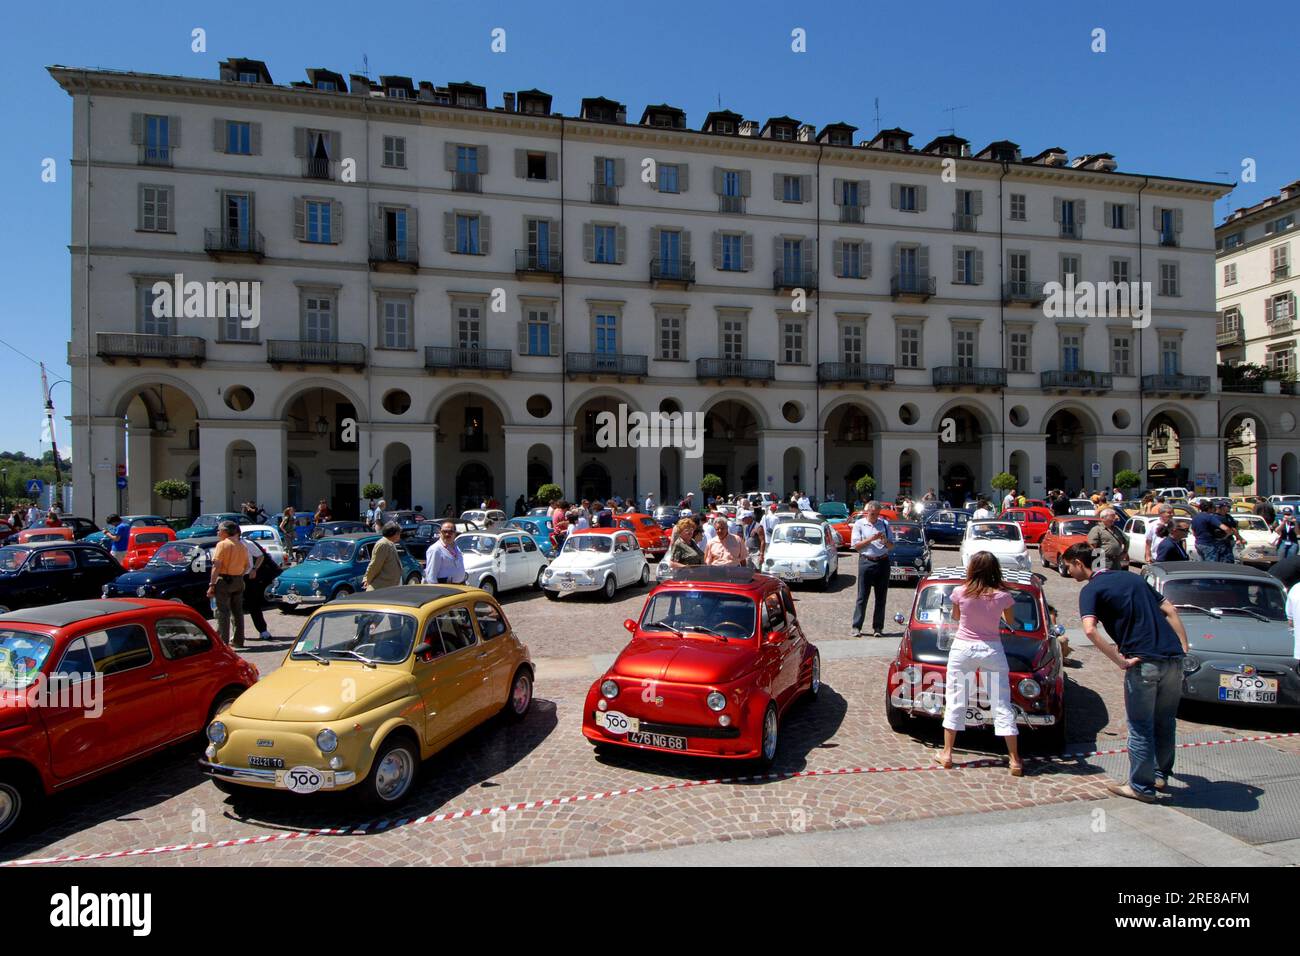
[
  {"xmin": 1270, "ymin": 463, "xmax": 1279, "ymax": 474},
  {"xmin": 25, "ymin": 479, "xmax": 44, "ymax": 497},
  {"xmin": 1090, "ymin": 462, "xmax": 1101, "ymax": 478},
  {"xmin": 116, "ymin": 463, "xmax": 127, "ymax": 479},
  {"xmin": 116, "ymin": 476, "xmax": 128, "ymax": 490}
]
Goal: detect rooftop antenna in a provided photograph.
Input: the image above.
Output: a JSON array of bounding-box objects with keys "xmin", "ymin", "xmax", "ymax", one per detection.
[
  {"xmin": 362, "ymin": 53, "xmax": 370, "ymax": 79},
  {"xmin": 941, "ymin": 104, "xmax": 968, "ymax": 136},
  {"xmin": 873, "ymin": 97, "xmax": 880, "ymax": 135}
]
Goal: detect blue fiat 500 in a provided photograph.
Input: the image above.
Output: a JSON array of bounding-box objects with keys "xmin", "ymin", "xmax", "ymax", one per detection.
[
  {"xmin": 264, "ymin": 532, "xmax": 423, "ymax": 607},
  {"xmin": 502, "ymin": 516, "xmax": 557, "ymax": 557}
]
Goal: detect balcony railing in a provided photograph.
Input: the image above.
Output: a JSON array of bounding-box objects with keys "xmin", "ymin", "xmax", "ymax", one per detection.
[
  {"xmin": 1274, "ymin": 265, "xmax": 1291, "ymax": 280},
  {"xmin": 891, "ymin": 273, "xmax": 936, "ymax": 299},
  {"xmin": 1002, "ymin": 280, "xmax": 1047, "ymax": 305},
  {"xmin": 1270, "ymin": 315, "xmax": 1296, "ymax": 334},
  {"xmin": 697, "ymin": 358, "xmax": 775, "ymax": 381},
  {"xmin": 268, "ymin": 339, "xmax": 366, "ymax": 368},
  {"xmin": 1158, "ymin": 233, "xmax": 1179, "ymax": 248},
  {"xmin": 932, "ymin": 366, "xmax": 1007, "ymax": 388},
  {"xmin": 97, "ymin": 333, "xmax": 205, "ymax": 363},
  {"xmin": 303, "ymin": 157, "xmax": 333, "ymax": 180},
  {"xmin": 1040, "ymin": 369, "xmax": 1114, "ymax": 391},
  {"xmin": 140, "ymin": 145, "xmax": 172, "ymax": 166},
  {"xmin": 651, "ymin": 258, "xmax": 695, "ymax": 284},
  {"xmin": 953, "ymin": 212, "xmax": 977, "ymax": 232},
  {"xmin": 840, "ymin": 205, "xmax": 865, "ymax": 224},
  {"xmin": 818, "ymin": 362, "xmax": 895, "ymax": 385},
  {"xmin": 774, "ymin": 267, "xmax": 817, "ymax": 291},
  {"xmin": 591, "ymin": 183, "xmax": 618, "ymax": 205},
  {"xmin": 718, "ymin": 194, "xmax": 745, "ymax": 214},
  {"xmin": 424, "ymin": 346, "xmax": 512, "ymax": 373},
  {"xmin": 204, "ymin": 227, "xmax": 264, "ymax": 259},
  {"xmin": 368, "ymin": 236, "xmax": 419, "ymax": 267},
  {"xmin": 1220, "ymin": 370, "xmax": 1264, "ymax": 393},
  {"xmin": 515, "ymin": 249, "xmax": 562, "ymax": 275},
  {"xmin": 1060, "ymin": 223, "xmax": 1080, "ymax": 239},
  {"xmin": 566, "ymin": 352, "xmax": 648, "ymax": 376},
  {"xmin": 1141, "ymin": 374, "xmax": 1210, "ymax": 394},
  {"xmin": 453, "ymin": 171, "xmax": 482, "ymax": 193},
  {"xmin": 1217, "ymin": 324, "xmax": 1244, "ymax": 346}
]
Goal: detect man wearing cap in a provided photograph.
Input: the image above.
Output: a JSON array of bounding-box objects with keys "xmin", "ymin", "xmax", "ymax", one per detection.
[
  {"xmin": 364, "ymin": 521, "xmax": 405, "ymax": 591},
  {"xmin": 679, "ymin": 491, "xmax": 695, "ymax": 510},
  {"xmin": 207, "ymin": 520, "xmax": 250, "ymax": 648}
]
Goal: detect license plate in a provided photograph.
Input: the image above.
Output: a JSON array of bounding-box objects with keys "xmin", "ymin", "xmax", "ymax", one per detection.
[
  {"xmin": 778, "ymin": 571, "xmax": 806, "ymax": 581},
  {"xmin": 889, "ymin": 567, "xmax": 909, "ymax": 580},
  {"xmin": 283, "ymin": 593, "xmax": 301, "ymax": 605},
  {"xmin": 248, "ymin": 755, "xmax": 284, "ymax": 769},
  {"xmin": 275, "ymin": 766, "xmax": 334, "ymax": 794},
  {"xmin": 595, "ymin": 710, "xmax": 639, "ymax": 734},
  {"xmin": 1218, "ymin": 674, "xmax": 1279, "ymax": 703},
  {"xmin": 626, "ymin": 730, "xmax": 687, "ymax": 750},
  {"xmin": 561, "ymin": 577, "xmax": 577, "ymax": 591},
  {"xmin": 964, "ymin": 707, "xmax": 991, "ymax": 726}
]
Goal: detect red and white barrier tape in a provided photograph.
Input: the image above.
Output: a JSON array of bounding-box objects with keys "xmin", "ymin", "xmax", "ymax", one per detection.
[{"xmin": 5, "ymin": 730, "xmax": 1297, "ymax": 867}]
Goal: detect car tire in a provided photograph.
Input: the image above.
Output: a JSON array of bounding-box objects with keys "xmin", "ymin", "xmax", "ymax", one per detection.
[
  {"xmin": 884, "ymin": 680, "xmax": 911, "ymax": 734},
  {"xmin": 202, "ymin": 686, "xmax": 243, "ymax": 739},
  {"xmin": 602, "ymin": 575, "xmax": 617, "ymax": 600},
  {"xmin": 543, "ymin": 587, "xmax": 559, "ymax": 601},
  {"xmin": 503, "ymin": 667, "xmax": 533, "ymax": 721},
  {"xmin": 756, "ymin": 703, "xmax": 780, "ymax": 769},
  {"xmin": 357, "ymin": 734, "xmax": 420, "ymax": 810},
  {"xmin": 806, "ymin": 651, "xmax": 822, "ymax": 700},
  {"xmin": 332, "ymin": 585, "xmax": 354, "ymax": 601},
  {"xmin": 0, "ymin": 770, "xmax": 36, "ymax": 843},
  {"xmin": 534, "ymin": 567, "xmax": 546, "ymax": 589},
  {"xmin": 639, "ymin": 563, "xmax": 651, "ymax": 587},
  {"xmin": 479, "ymin": 577, "xmax": 497, "ymax": 598}
]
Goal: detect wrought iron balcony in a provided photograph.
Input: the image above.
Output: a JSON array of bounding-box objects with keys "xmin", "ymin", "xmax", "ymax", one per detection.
[
  {"xmin": 696, "ymin": 358, "xmax": 775, "ymax": 381},
  {"xmin": 1060, "ymin": 223, "xmax": 1080, "ymax": 239},
  {"xmin": 1159, "ymin": 233, "xmax": 1179, "ymax": 248},
  {"xmin": 97, "ymin": 333, "xmax": 205, "ymax": 364},
  {"xmin": 1002, "ymin": 280, "xmax": 1047, "ymax": 305},
  {"xmin": 890, "ymin": 273, "xmax": 936, "ymax": 299},
  {"xmin": 140, "ymin": 145, "xmax": 172, "ymax": 166},
  {"xmin": 424, "ymin": 346, "xmax": 511, "ymax": 373},
  {"xmin": 368, "ymin": 236, "xmax": 419, "ymax": 269},
  {"xmin": 953, "ymin": 212, "xmax": 977, "ymax": 232},
  {"xmin": 566, "ymin": 352, "xmax": 648, "ymax": 376},
  {"xmin": 591, "ymin": 183, "xmax": 619, "ymax": 205},
  {"xmin": 302, "ymin": 156, "xmax": 333, "ymax": 180},
  {"xmin": 1269, "ymin": 315, "xmax": 1296, "ymax": 334},
  {"xmin": 774, "ymin": 267, "xmax": 817, "ymax": 291},
  {"xmin": 1219, "ymin": 368, "xmax": 1264, "ymax": 393},
  {"xmin": 651, "ymin": 258, "xmax": 695, "ymax": 285},
  {"xmin": 932, "ymin": 366, "xmax": 1006, "ymax": 388},
  {"xmin": 818, "ymin": 362, "xmax": 895, "ymax": 385},
  {"xmin": 1141, "ymin": 374, "xmax": 1210, "ymax": 395},
  {"xmin": 1040, "ymin": 369, "xmax": 1114, "ymax": 391},
  {"xmin": 1216, "ymin": 324, "xmax": 1244, "ymax": 346},
  {"xmin": 204, "ymin": 227, "xmax": 264, "ymax": 260},
  {"xmin": 718, "ymin": 194, "xmax": 745, "ymax": 214},
  {"xmin": 453, "ymin": 171, "xmax": 482, "ymax": 193},
  {"xmin": 840, "ymin": 205, "xmax": 865, "ymax": 224},
  {"xmin": 515, "ymin": 249, "xmax": 562, "ymax": 276},
  {"xmin": 268, "ymin": 339, "xmax": 366, "ymax": 368}
]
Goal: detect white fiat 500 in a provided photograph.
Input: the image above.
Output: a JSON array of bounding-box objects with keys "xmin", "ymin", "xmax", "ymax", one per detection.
[
  {"xmin": 455, "ymin": 530, "xmax": 550, "ymax": 598},
  {"xmin": 762, "ymin": 520, "xmax": 839, "ymax": 589},
  {"xmin": 460, "ymin": 509, "xmax": 506, "ymax": 529},
  {"xmin": 960, "ymin": 520, "xmax": 1031, "ymax": 574},
  {"xmin": 240, "ymin": 525, "xmax": 288, "ymax": 566},
  {"xmin": 542, "ymin": 528, "xmax": 650, "ymax": 600}
]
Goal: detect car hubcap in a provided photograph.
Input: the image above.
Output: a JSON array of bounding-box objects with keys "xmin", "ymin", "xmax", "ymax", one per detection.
[
  {"xmin": 483, "ymin": 580, "xmax": 495, "ymax": 595},
  {"xmin": 513, "ymin": 675, "xmax": 531, "ymax": 713},
  {"xmin": 605, "ymin": 578, "xmax": 615, "ymax": 597},
  {"xmin": 811, "ymin": 656, "xmax": 821, "ymax": 694},
  {"xmin": 0, "ymin": 785, "xmax": 18, "ymax": 833},
  {"xmin": 763, "ymin": 710, "xmax": 778, "ymax": 761},
  {"xmin": 375, "ymin": 748, "xmax": 414, "ymax": 801}
]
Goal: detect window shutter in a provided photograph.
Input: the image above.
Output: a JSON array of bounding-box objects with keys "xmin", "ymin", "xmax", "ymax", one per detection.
[
  {"xmin": 213, "ymin": 118, "xmax": 225, "ymax": 152},
  {"xmin": 250, "ymin": 122, "xmax": 262, "ymax": 155},
  {"xmin": 443, "ymin": 211, "xmax": 455, "ymax": 253},
  {"xmin": 477, "ymin": 145, "xmax": 489, "ymax": 174},
  {"xmin": 514, "ymin": 149, "xmax": 526, "ymax": 178},
  {"xmin": 545, "ymin": 152, "xmax": 558, "ymax": 180},
  {"xmin": 583, "ymin": 223, "xmax": 595, "ymax": 261},
  {"xmin": 953, "ymin": 246, "xmax": 962, "ymax": 281},
  {"xmin": 1105, "ymin": 201, "xmax": 1114, "ymax": 226},
  {"xmin": 712, "ymin": 231, "xmax": 723, "ymax": 269},
  {"xmin": 739, "ymin": 170, "xmax": 751, "ymax": 197},
  {"xmin": 893, "ymin": 242, "xmax": 901, "ymax": 274},
  {"xmin": 549, "ymin": 321, "xmax": 560, "ymax": 356},
  {"xmin": 973, "ymin": 250, "xmax": 984, "ymax": 285},
  {"xmin": 802, "ymin": 239, "xmax": 814, "ymax": 276},
  {"xmin": 130, "ymin": 113, "xmax": 144, "ymax": 144},
  {"xmin": 292, "ymin": 127, "xmax": 307, "ymax": 157},
  {"xmin": 1076, "ymin": 199, "xmax": 1086, "ymax": 224},
  {"xmin": 835, "ymin": 239, "xmax": 845, "ymax": 277},
  {"xmin": 445, "ymin": 142, "xmax": 458, "ymax": 171},
  {"xmin": 1125, "ymin": 203, "xmax": 1135, "ymax": 227},
  {"xmin": 479, "ymin": 214, "xmax": 490, "ymax": 254},
  {"xmin": 331, "ymin": 201, "xmax": 343, "ymax": 242},
  {"xmin": 1174, "ymin": 209, "xmax": 1184, "ymax": 233},
  {"xmin": 1053, "ymin": 197, "xmax": 1062, "ymax": 222},
  {"xmin": 773, "ymin": 236, "xmax": 783, "ymax": 271},
  {"xmin": 742, "ymin": 233, "xmax": 753, "ymax": 271},
  {"xmin": 1153, "ymin": 206, "xmax": 1162, "ymax": 231},
  {"xmin": 861, "ymin": 180, "xmax": 870, "ymax": 207},
  {"xmin": 773, "ymin": 173, "xmax": 783, "ymax": 201},
  {"xmin": 800, "ymin": 175, "xmax": 812, "ymax": 202},
  {"xmin": 917, "ymin": 245, "xmax": 929, "ymax": 277},
  {"xmin": 863, "ymin": 242, "xmax": 872, "ymax": 278},
  {"xmin": 327, "ymin": 130, "xmax": 339, "ymax": 160},
  {"xmin": 650, "ymin": 226, "xmax": 661, "ymax": 258},
  {"xmin": 681, "ymin": 230, "xmax": 691, "ymax": 264},
  {"xmin": 890, "ymin": 183, "xmax": 901, "ymax": 209},
  {"xmin": 713, "ymin": 167, "xmax": 724, "ymax": 194},
  {"xmin": 917, "ymin": 185, "xmax": 928, "ymax": 211},
  {"xmin": 294, "ymin": 198, "xmax": 306, "ymax": 240},
  {"xmin": 518, "ymin": 321, "xmax": 529, "ymax": 355},
  {"xmin": 169, "ymin": 117, "xmax": 181, "ymax": 148},
  {"xmin": 614, "ymin": 158, "xmax": 625, "ymax": 186},
  {"xmin": 832, "ymin": 178, "xmax": 844, "ymax": 205},
  {"xmin": 678, "ymin": 164, "xmax": 689, "ymax": 192},
  {"xmin": 615, "ymin": 224, "xmax": 626, "ymax": 263},
  {"xmin": 407, "ymin": 208, "xmax": 418, "ymax": 249},
  {"xmin": 137, "ymin": 185, "xmax": 147, "ymax": 229},
  {"xmin": 971, "ymin": 190, "xmax": 983, "ymax": 216},
  {"xmin": 550, "ymin": 218, "xmax": 562, "ymax": 260}
]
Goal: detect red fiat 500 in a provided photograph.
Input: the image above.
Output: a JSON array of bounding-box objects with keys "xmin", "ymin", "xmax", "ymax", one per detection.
[
  {"xmin": 0, "ymin": 598, "xmax": 258, "ymax": 841},
  {"xmin": 582, "ymin": 566, "xmax": 820, "ymax": 766},
  {"xmin": 122, "ymin": 526, "xmax": 177, "ymax": 570},
  {"xmin": 617, "ymin": 513, "xmax": 672, "ymax": 559},
  {"xmin": 884, "ymin": 567, "xmax": 1066, "ymax": 750},
  {"xmin": 1000, "ymin": 506, "xmax": 1055, "ymax": 545}
]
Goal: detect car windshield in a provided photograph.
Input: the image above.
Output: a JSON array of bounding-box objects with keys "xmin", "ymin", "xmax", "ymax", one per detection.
[
  {"xmin": 456, "ymin": 534, "xmax": 498, "ymax": 554},
  {"xmin": 460, "ymin": 512, "xmax": 485, "ymax": 523},
  {"xmin": 504, "ymin": 519, "xmax": 537, "ymax": 533},
  {"xmin": 1071, "ymin": 501, "xmax": 1094, "ymax": 510},
  {"xmin": 914, "ymin": 583, "xmax": 1041, "ymax": 632},
  {"xmin": 892, "ymin": 525, "xmax": 924, "ymax": 545},
  {"xmin": 818, "ymin": 503, "xmax": 850, "ymax": 518},
  {"xmin": 0, "ymin": 630, "xmax": 54, "ymax": 689},
  {"xmin": 244, "ymin": 529, "xmax": 276, "ymax": 542},
  {"xmin": 191, "ymin": 515, "xmax": 220, "ymax": 529},
  {"xmin": 306, "ymin": 539, "xmax": 355, "ymax": 563},
  {"xmin": 1163, "ymin": 578, "xmax": 1287, "ymax": 621},
  {"xmin": 771, "ymin": 525, "xmax": 824, "ymax": 545},
  {"xmin": 1234, "ymin": 516, "xmax": 1269, "ymax": 532},
  {"xmin": 640, "ymin": 590, "xmax": 757, "ymax": 641},
  {"xmin": 972, "ymin": 524, "xmax": 1022, "ymax": 541},
  {"xmin": 291, "ymin": 609, "xmax": 417, "ymax": 664},
  {"xmin": 1059, "ymin": 520, "xmax": 1095, "ymax": 536},
  {"xmin": 563, "ymin": 535, "xmax": 612, "ymax": 554}
]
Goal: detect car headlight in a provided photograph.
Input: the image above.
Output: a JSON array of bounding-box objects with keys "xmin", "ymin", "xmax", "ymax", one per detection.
[
  {"xmin": 764, "ymin": 559, "xmax": 774, "ymax": 568},
  {"xmin": 913, "ymin": 558, "xmax": 924, "ymax": 568},
  {"xmin": 1017, "ymin": 678, "xmax": 1041, "ymax": 699},
  {"xmin": 544, "ymin": 568, "xmax": 554, "ymax": 578},
  {"xmin": 1182, "ymin": 655, "xmax": 1201, "ymax": 674},
  {"xmin": 316, "ymin": 729, "xmax": 338, "ymax": 753},
  {"xmin": 101, "ymin": 584, "xmax": 111, "ymax": 597},
  {"xmin": 706, "ymin": 691, "xmax": 726, "ymax": 712},
  {"xmin": 207, "ymin": 720, "xmax": 227, "ymax": 745},
  {"xmin": 135, "ymin": 585, "xmax": 151, "ymax": 597},
  {"xmin": 601, "ymin": 679, "xmax": 619, "ymax": 699}
]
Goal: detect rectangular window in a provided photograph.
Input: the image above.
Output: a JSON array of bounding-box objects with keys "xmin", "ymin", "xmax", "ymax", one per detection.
[
  {"xmin": 144, "ymin": 114, "xmax": 170, "ymax": 164},
  {"xmin": 305, "ymin": 200, "xmax": 332, "ymax": 243},
  {"xmin": 782, "ymin": 175, "xmax": 802, "ymax": 203},
  {"xmin": 658, "ymin": 164, "xmax": 680, "ymax": 194},
  {"xmin": 1272, "ymin": 294, "xmax": 1295, "ymax": 325},
  {"xmin": 1267, "ymin": 348, "xmax": 1295, "ymax": 375},
  {"xmin": 898, "ymin": 185, "xmax": 917, "ymax": 212},
  {"xmin": 722, "ymin": 171, "xmax": 741, "ymax": 196},
  {"xmin": 1160, "ymin": 261, "xmax": 1179, "ymax": 296},
  {"xmin": 658, "ymin": 314, "xmax": 682, "ymax": 360},
  {"xmin": 1111, "ymin": 334, "xmax": 1132, "ymax": 376},
  {"xmin": 720, "ymin": 234, "xmax": 744, "ymax": 271},
  {"xmin": 381, "ymin": 299, "xmax": 411, "ymax": 349},
  {"xmin": 1008, "ymin": 251, "xmax": 1029, "ymax": 294},
  {"xmin": 841, "ymin": 323, "xmax": 864, "ymax": 365},
  {"xmin": 304, "ymin": 295, "xmax": 336, "ymax": 342},
  {"xmin": 781, "ymin": 320, "xmax": 805, "ymax": 364},
  {"xmin": 526, "ymin": 308, "xmax": 551, "ymax": 356},
  {"xmin": 138, "ymin": 284, "xmax": 171, "ymax": 336},
  {"xmin": 525, "ymin": 152, "xmax": 548, "ymax": 181},
  {"xmin": 139, "ymin": 185, "xmax": 171, "ymax": 232},
  {"xmin": 1267, "ymin": 215, "xmax": 1295, "ymax": 234},
  {"xmin": 1159, "ymin": 209, "xmax": 1177, "ymax": 247},
  {"xmin": 456, "ymin": 305, "xmax": 481, "ymax": 349},
  {"xmin": 1060, "ymin": 199, "xmax": 1077, "ymax": 238},
  {"xmin": 382, "ymin": 135, "xmax": 406, "ymax": 168},
  {"xmin": 1224, "ymin": 263, "xmax": 1237, "ymax": 285},
  {"xmin": 781, "ymin": 238, "xmax": 803, "ymax": 284},
  {"xmin": 1110, "ymin": 204, "xmax": 1127, "ymax": 229},
  {"xmin": 1060, "ymin": 332, "xmax": 1082, "ymax": 372},
  {"xmin": 953, "ymin": 328, "xmax": 976, "ymax": 368},
  {"xmin": 1160, "ymin": 338, "xmax": 1180, "ymax": 376},
  {"xmin": 226, "ymin": 121, "xmax": 251, "ymax": 155},
  {"xmin": 1273, "ymin": 244, "xmax": 1290, "ymax": 279},
  {"xmin": 222, "ymin": 311, "xmax": 256, "ymax": 343},
  {"xmin": 898, "ymin": 326, "xmax": 920, "ymax": 368},
  {"xmin": 1223, "ymin": 232, "xmax": 1243, "ymax": 249},
  {"xmin": 594, "ymin": 313, "xmax": 618, "ymax": 354},
  {"xmin": 1009, "ymin": 330, "xmax": 1030, "ymax": 372},
  {"xmin": 843, "ymin": 241, "xmax": 862, "ymax": 279},
  {"xmin": 594, "ymin": 224, "xmax": 617, "ymax": 264},
  {"xmin": 456, "ymin": 214, "xmax": 480, "ymax": 254},
  {"xmin": 658, "ymin": 229, "xmax": 683, "ymax": 276},
  {"xmin": 1111, "ymin": 258, "xmax": 1131, "ymax": 286},
  {"xmin": 721, "ymin": 318, "xmax": 744, "ymax": 360},
  {"xmin": 456, "ymin": 145, "xmax": 480, "ymax": 174},
  {"xmin": 526, "ymin": 218, "xmax": 553, "ymax": 269},
  {"xmin": 955, "ymin": 249, "xmax": 975, "ymax": 284},
  {"xmin": 1009, "ymin": 193, "xmax": 1026, "ymax": 221},
  {"xmin": 1060, "ymin": 254, "xmax": 1080, "ymax": 285}
]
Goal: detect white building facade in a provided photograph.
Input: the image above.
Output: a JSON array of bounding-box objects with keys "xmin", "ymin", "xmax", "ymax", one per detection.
[{"xmin": 53, "ymin": 60, "xmax": 1232, "ymax": 523}]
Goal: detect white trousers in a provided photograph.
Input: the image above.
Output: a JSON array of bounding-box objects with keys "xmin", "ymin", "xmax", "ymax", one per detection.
[{"xmin": 942, "ymin": 639, "xmax": 1018, "ymax": 737}]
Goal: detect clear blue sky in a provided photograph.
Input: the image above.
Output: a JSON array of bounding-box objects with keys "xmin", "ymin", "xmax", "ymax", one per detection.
[{"xmin": 1, "ymin": 0, "xmax": 1292, "ymax": 457}]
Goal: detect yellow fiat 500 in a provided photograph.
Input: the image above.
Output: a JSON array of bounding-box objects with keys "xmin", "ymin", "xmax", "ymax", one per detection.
[{"xmin": 200, "ymin": 585, "xmax": 533, "ymax": 809}]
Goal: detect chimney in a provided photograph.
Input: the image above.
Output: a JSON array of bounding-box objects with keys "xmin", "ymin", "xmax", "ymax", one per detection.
[{"xmin": 503, "ymin": 91, "xmax": 516, "ymax": 112}]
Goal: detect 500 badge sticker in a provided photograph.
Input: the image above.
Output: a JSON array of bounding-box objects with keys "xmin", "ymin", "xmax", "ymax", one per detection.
[{"xmin": 277, "ymin": 766, "xmax": 332, "ymax": 794}]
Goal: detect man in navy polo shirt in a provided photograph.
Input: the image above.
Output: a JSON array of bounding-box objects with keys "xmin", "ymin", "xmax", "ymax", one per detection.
[
  {"xmin": 1063, "ymin": 543, "xmax": 1188, "ymax": 802},
  {"xmin": 1191, "ymin": 499, "xmax": 1230, "ymax": 563}
]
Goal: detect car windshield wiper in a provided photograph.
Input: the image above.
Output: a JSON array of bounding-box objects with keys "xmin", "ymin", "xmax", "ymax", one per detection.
[
  {"xmin": 678, "ymin": 624, "xmax": 727, "ymax": 641},
  {"xmin": 296, "ymin": 648, "xmax": 329, "ymax": 664},
  {"xmin": 1171, "ymin": 604, "xmax": 1221, "ymax": 617},
  {"xmin": 330, "ymin": 648, "xmax": 378, "ymax": 667},
  {"xmin": 1211, "ymin": 606, "xmax": 1272, "ymax": 623},
  {"xmin": 644, "ymin": 621, "xmax": 685, "ymax": 637}
]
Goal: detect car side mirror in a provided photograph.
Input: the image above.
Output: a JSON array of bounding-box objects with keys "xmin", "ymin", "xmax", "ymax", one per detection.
[
  {"xmin": 623, "ymin": 618, "xmax": 637, "ymax": 633},
  {"xmin": 413, "ymin": 641, "xmax": 436, "ymax": 662},
  {"xmin": 767, "ymin": 629, "xmax": 786, "ymax": 644},
  {"xmin": 1050, "ymin": 624, "xmax": 1066, "ymax": 637},
  {"xmin": 893, "ymin": 612, "xmax": 906, "ymax": 625}
]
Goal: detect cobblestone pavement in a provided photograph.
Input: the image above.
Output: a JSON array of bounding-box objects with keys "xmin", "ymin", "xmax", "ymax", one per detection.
[{"xmin": 3, "ymin": 551, "xmax": 1295, "ymax": 867}]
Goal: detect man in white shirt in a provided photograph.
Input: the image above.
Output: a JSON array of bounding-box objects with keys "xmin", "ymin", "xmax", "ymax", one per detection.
[
  {"xmin": 1287, "ymin": 580, "xmax": 1300, "ymax": 662},
  {"xmin": 1001, "ymin": 490, "xmax": 1016, "ymax": 513},
  {"xmin": 1112, "ymin": 488, "xmax": 1125, "ymax": 505},
  {"xmin": 644, "ymin": 493, "xmax": 654, "ymax": 513},
  {"xmin": 850, "ymin": 501, "xmax": 894, "ymax": 638},
  {"xmin": 1144, "ymin": 504, "xmax": 1174, "ymax": 563},
  {"xmin": 972, "ymin": 499, "xmax": 994, "ymax": 520},
  {"xmin": 423, "ymin": 522, "xmax": 468, "ymax": 584},
  {"xmin": 797, "ymin": 492, "xmax": 812, "ymax": 512},
  {"xmin": 25, "ymin": 504, "xmax": 41, "ymax": 528},
  {"xmin": 761, "ymin": 503, "xmax": 780, "ymax": 539}
]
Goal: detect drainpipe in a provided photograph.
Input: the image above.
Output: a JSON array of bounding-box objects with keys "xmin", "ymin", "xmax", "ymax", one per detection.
[
  {"xmin": 814, "ymin": 144, "xmax": 823, "ymax": 499},
  {"xmin": 998, "ymin": 161, "xmax": 1009, "ymax": 486},
  {"xmin": 559, "ymin": 116, "xmax": 567, "ymax": 496},
  {"xmin": 82, "ymin": 71, "xmax": 95, "ymax": 521},
  {"xmin": 363, "ymin": 95, "xmax": 377, "ymax": 507},
  {"xmin": 1136, "ymin": 176, "xmax": 1148, "ymax": 485}
]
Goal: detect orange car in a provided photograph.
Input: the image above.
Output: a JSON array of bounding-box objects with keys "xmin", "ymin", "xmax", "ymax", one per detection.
[
  {"xmin": 122, "ymin": 525, "xmax": 177, "ymax": 570},
  {"xmin": 615, "ymin": 512, "xmax": 671, "ymax": 559},
  {"xmin": 1038, "ymin": 516, "xmax": 1100, "ymax": 575},
  {"xmin": 14, "ymin": 526, "xmax": 74, "ymax": 545}
]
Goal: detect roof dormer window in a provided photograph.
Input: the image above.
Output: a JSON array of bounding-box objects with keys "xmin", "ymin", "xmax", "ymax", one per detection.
[
  {"xmin": 238, "ymin": 72, "xmax": 259, "ymax": 84},
  {"xmin": 315, "ymin": 80, "xmax": 337, "ymax": 91}
]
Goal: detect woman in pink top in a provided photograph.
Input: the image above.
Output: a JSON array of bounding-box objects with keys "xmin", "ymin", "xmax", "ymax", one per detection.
[{"xmin": 936, "ymin": 551, "xmax": 1023, "ymax": 776}]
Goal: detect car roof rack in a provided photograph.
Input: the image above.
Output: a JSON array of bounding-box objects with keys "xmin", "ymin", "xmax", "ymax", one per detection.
[
  {"xmin": 925, "ymin": 566, "xmax": 1038, "ymax": 586},
  {"xmin": 669, "ymin": 566, "xmax": 760, "ymax": 585}
]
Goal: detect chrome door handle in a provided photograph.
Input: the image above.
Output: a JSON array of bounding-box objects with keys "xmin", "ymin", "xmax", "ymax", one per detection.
[
  {"xmin": 476, "ymin": 652, "xmax": 488, "ymax": 659},
  {"xmin": 150, "ymin": 673, "xmax": 169, "ymax": 681}
]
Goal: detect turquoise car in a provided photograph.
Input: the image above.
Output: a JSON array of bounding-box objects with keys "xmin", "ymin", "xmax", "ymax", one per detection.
[
  {"xmin": 264, "ymin": 532, "xmax": 423, "ymax": 607},
  {"xmin": 817, "ymin": 502, "xmax": 850, "ymax": 521},
  {"xmin": 176, "ymin": 512, "xmax": 247, "ymax": 540},
  {"xmin": 502, "ymin": 516, "xmax": 557, "ymax": 557}
]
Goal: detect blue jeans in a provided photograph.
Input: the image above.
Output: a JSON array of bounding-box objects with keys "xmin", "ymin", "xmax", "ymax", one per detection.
[
  {"xmin": 1279, "ymin": 541, "xmax": 1298, "ymax": 560},
  {"xmin": 1123, "ymin": 658, "xmax": 1183, "ymax": 796}
]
